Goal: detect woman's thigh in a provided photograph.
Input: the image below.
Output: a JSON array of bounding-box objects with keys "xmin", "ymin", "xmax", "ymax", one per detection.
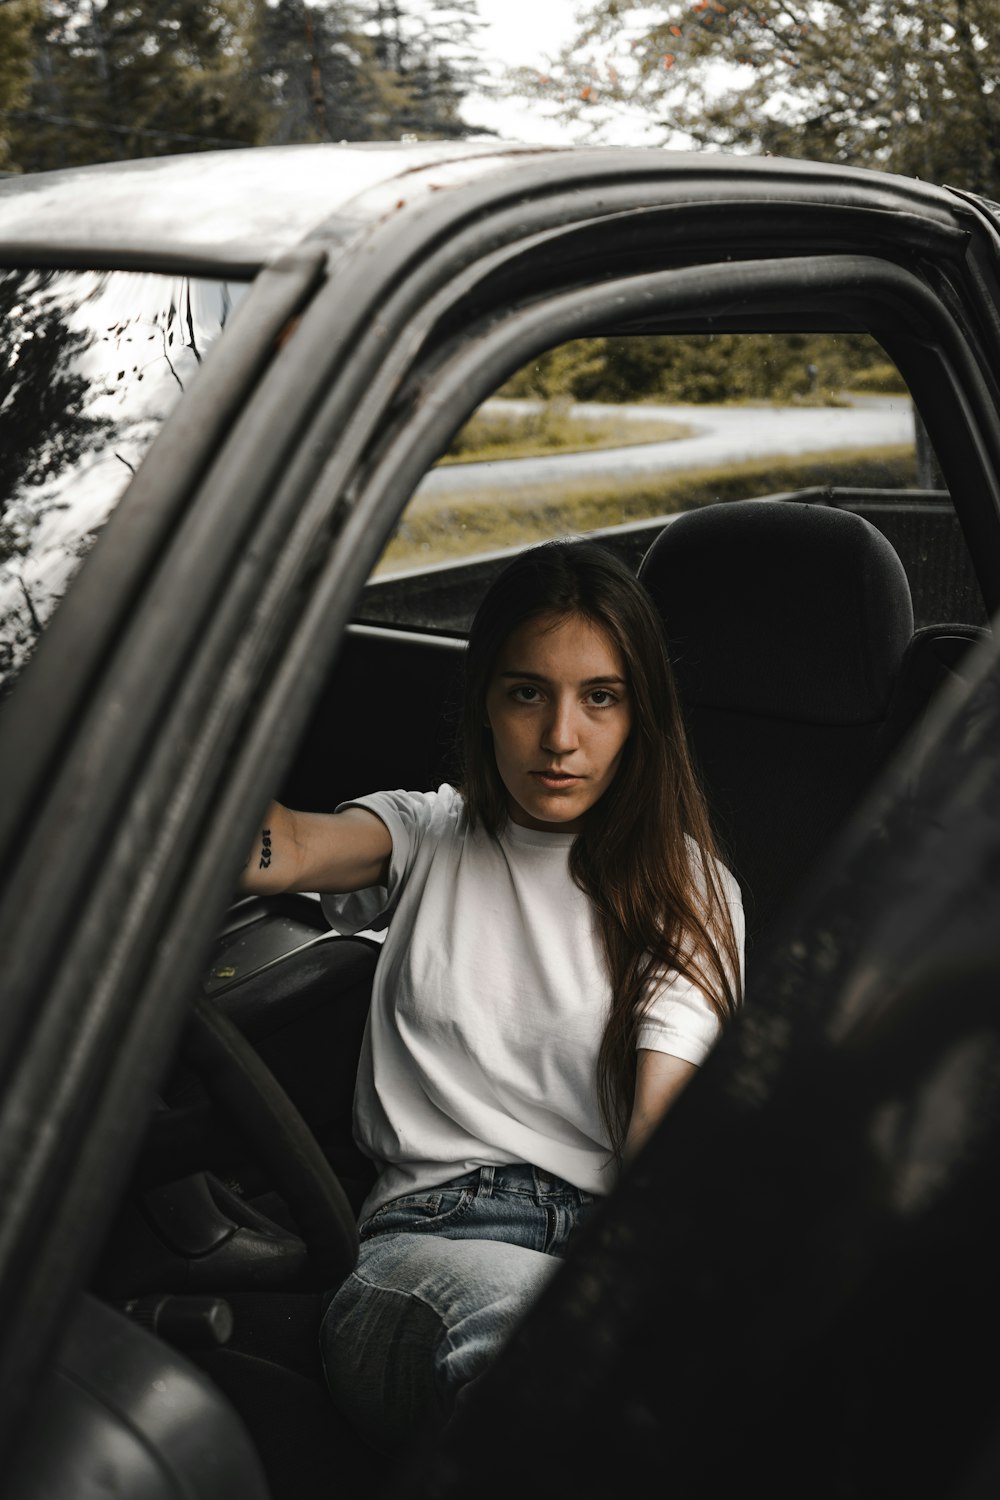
[{"xmin": 321, "ymin": 1229, "xmax": 558, "ymax": 1450}]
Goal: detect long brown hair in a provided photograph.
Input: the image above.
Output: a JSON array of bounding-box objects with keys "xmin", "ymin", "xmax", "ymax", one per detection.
[{"xmin": 459, "ymin": 539, "xmax": 741, "ymax": 1161}]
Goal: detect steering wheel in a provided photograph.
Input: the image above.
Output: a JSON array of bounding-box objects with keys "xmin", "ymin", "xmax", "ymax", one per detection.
[{"xmin": 180, "ymin": 995, "xmax": 359, "ymax": 1289}]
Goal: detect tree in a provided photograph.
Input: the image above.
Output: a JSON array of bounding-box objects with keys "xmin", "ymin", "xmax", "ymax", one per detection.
[
  {"xmin": 362, "ymin": 0, "xmax": 487, "ymax": 138},
  {"xmin": 0, "ymin": 266, "xmax": 241, "ymax": 682},
  {"xmin": 0, "ymin": 269, "xmax": 90, "ymax": 666},
  {"xmin": 0, "ymin": 268, "xmax": 114, "ymax": 565},
  {"xmin": 522, "ymin": 1, "xmax": 1000, "ymax": 197},
  {"xmin": 252, "ymin": 0, "xmax": 405, "ymax": 144},
  {"xmin": 0, "ymin": 1, "xmax": 40, "ymax": 171},
  {"xmin": 1, "ymin": 1, "xmax": 487, "ymax": 174},
  {"xmin": 3, "ymin": 0, "xmax": 268, "ymax": 172}
]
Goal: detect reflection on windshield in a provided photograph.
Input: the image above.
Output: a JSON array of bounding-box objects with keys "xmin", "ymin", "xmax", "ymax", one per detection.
[{"xmin": 0, "ymin": 267, "xmax": 246, "ymax": 690}]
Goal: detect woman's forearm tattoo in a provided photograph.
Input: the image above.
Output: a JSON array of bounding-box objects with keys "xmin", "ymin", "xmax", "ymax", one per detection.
[{"xmin": 259, "ymin": 827, "xmax": 272, "ymax": 870}]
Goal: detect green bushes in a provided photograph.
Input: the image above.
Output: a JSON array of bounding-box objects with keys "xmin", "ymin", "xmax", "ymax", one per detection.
[{"xmin": 499, "ymin": 332, "xmax": 899, "ymax": 406}]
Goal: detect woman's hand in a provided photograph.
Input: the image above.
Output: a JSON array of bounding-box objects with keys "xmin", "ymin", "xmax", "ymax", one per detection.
[{"xmin": 239, "ymin": 801, "xmax": 392, "ymax": 896}]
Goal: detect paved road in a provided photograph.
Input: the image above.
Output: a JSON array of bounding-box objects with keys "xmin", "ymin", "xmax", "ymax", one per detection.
[{"xmin": 414, "ymin": 396, "xmax": 915, "ymax": 502}]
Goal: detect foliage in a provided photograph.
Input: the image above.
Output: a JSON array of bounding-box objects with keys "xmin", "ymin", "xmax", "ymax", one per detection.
[
  {"xmin": 363, "ymin": 0, "xmax": 486, "ymax": 138},
  {"xmin": 0, "ymin": 2, "xmax": 39, "ymax": 171},
  {"xmin": 252, "ymin": 0, "xmax": 401, "ymax": 145},
  {"xmin": 0, "ymin": 0, "xmax": 486, "ymax": 174},
  {"xmin": 0, "ymin": 268, "xmax": 113, "ymax": 560},
  {"xmin": 254, "ymin": 0, "xmax": 486, "ymax": 145},
  {"xmin": 2, "ymin": 0, "xmax": 265, "ymax": 170},
  {"xmin": 521, "ymin": 0, "xmax": 1000, "ymax": 197},
  {"xmin": 499, "ymin": 333, "xmax": 903, "ymax": 405}
]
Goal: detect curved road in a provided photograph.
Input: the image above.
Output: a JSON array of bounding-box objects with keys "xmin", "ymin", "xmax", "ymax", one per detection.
[{"xmin": 414, "ymin": 396, "xmax": 915, "ymax": 503}]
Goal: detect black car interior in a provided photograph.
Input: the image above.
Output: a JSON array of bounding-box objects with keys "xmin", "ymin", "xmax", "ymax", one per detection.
[{"xmin": 58, "ymin": 467, "xmax": 986, "ymax": 1498}]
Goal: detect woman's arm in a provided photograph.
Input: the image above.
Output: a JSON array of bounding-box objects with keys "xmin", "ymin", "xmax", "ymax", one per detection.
[
  {"xmin": 239, "ymin": 800, "xmax": 392, "ymax": 896},
  {"xmin": 623, "ymin": 1048, "xmax": 698, "ymax": 1165}
]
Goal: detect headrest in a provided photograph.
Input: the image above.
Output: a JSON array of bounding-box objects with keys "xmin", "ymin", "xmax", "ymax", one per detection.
[{"xmin": 637, "ymin": 500, "xmax": 914, "ymax": 725}]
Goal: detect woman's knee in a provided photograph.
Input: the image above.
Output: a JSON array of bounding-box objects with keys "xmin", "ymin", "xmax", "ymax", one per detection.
[
  {"xmin": 321, "ymin": 1233, "xmax": 558, "ymax": 1447},
  {"xmin": 321, "ymin": 1266, "xmax": 450, "ymax": 1449}
]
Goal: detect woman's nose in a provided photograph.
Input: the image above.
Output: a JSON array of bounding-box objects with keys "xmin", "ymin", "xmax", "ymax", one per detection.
[{"xmin": 542, "ymin": 700, "xmax": 580, "ymax": 753}]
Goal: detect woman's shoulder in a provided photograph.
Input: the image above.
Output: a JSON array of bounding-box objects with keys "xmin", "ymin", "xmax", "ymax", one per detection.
[
  {"xmin": 683, "ymin": 833, "xmax": 743, "ymax": 909},
  {"xmin": 352, "ymin": 782, "xmax": 466, "ymax": 839}
]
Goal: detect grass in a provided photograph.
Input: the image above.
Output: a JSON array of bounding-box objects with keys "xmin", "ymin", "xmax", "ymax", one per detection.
[
  {"xmin": 376, "ymin": 446, "xmax": 917, "ymax": 574},
  {"xmin": 437, "ymin": 401, "xmax": 693, "ymax": 465}
]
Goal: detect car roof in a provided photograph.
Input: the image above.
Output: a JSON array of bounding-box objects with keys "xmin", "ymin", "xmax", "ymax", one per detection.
[
  {"xmin": 0, "ymin": 141, "xmax": 573, "ymax": 269},
  {"xmin": 0, "ymin": 139, "xmax": 973, "ymax": 273}
]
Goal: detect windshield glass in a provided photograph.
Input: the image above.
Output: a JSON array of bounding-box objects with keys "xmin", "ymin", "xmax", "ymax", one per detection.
[{"xmin": 0, "ymin": 266, "xmax": 247, "ymax": 691}]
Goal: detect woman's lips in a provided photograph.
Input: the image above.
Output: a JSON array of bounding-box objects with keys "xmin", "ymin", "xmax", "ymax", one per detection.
[{"xmin": 531, "ymin": 770, "xmax": 582, "ymax": 789}]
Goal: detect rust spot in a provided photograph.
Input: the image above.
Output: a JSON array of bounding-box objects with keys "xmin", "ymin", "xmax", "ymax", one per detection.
[{"xmin": 275, "ymin": 315, "xmax": 301, "ymax": 350}]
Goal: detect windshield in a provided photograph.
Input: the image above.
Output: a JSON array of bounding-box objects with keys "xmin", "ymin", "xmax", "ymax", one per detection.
[{"xmin": 0, "ymin": 266, "xmax": 247, "ymax": 691}]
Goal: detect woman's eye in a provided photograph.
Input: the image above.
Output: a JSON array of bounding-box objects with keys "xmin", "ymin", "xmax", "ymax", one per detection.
[
  {"xmin": 511, "ymin": 685, "xmax": 540, "ymax": 703},
  {"xmin": 587, "ymin": 689, "xmax": 617, "ymax": 707}
]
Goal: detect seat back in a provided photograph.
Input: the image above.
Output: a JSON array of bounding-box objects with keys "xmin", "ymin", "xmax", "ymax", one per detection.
[
  {"xmin": 637, "ymin": 499, "xmax": 916, "ymax": 954},
  {"xmin": 886, "ymin": 623, "xmax": 992, "ymax": 726}
]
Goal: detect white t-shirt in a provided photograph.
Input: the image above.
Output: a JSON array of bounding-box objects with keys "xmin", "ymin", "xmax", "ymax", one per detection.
[{"xmin": 323, "ymin": 783, "xmax": 744, "ymax": 1219}]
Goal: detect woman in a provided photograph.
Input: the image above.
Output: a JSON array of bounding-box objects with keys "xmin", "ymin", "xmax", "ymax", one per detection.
[{"xmin": 243, "ymin": 539, "xmax": 744, "ymax": 1448}]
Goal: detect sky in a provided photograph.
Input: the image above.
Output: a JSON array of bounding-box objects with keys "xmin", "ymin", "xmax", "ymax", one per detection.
[{"xmin": 462, "ymin": 0, "xmax": 665, "ymax": 148}]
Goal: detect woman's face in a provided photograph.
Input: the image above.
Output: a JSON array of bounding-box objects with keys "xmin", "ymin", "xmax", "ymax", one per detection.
[{"xmin": 485, "ymin": 609, "xmax": 633, "ymax": 835}]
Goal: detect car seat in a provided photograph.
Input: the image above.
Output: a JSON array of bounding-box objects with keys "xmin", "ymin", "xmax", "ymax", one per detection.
[{"xmin": 637, "ymin": 499, "xmax": 918, "ymax": 963}]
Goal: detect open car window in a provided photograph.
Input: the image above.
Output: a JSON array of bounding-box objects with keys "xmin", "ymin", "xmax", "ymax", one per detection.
[
  {"xmin": 356, "ymin": 330, "xmax": 985, "ymax": 637},
  {"xmin": 0, "ymin": 268, "xmax": 247, "ymax": 692}
]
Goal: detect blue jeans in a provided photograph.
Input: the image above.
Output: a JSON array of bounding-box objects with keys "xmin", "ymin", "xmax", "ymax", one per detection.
[{"xmin": 319, "ymin": 1164, "xmax": 595, "ymax": 1449}]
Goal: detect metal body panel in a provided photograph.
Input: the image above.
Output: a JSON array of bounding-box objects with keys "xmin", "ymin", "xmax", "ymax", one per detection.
[{"xmin": 0, "ymin": 140, "xmax": 547, "ymax": 265}]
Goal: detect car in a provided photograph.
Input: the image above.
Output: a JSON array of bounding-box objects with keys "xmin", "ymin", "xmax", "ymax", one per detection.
[{"xmin": 1, "ymin": 139, "xmax": 999, "ymax": 1499}]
